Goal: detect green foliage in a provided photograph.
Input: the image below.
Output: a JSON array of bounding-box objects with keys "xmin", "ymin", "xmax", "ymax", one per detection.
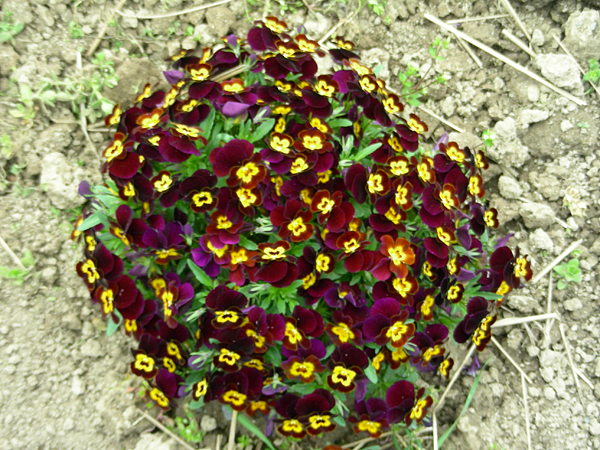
[
  {"xmin": 583, "ymin": 59, "xmax": 600, "ymax": 94},
  {"xmin": 69, "ymin": 21, "xmax": 84, "ymax": 39},
  {"xmin": 9, "ymin": 51, "xmax": 118, "ymax": 123},
  {"xmin": 0, "ymin": 12, "xmax": 24, "ymax": 43},
  {"xmin": 166, "ymin": 411, "xmax": 206, "ymax": 443},
  {"xmin": 366, "ymin": 0, "xmax": 386, "ymax": 16},
  {"xmin": 553, "ymin": 255, "xmax": 582, "ymax": 290},
  {"xmin": 437, "ymin": 357, "xmax": 494, "ymax": 448},
  {"xmin": 0, "ymin": 135, "xmax": 12, "ymax": 159},
  {"xmin": 0, "ymin": 249, "xmax": 35, "ymax": 285},
  {"xmin": 481, "ymin": 130, "xmax": 496, "ymax": 149}
]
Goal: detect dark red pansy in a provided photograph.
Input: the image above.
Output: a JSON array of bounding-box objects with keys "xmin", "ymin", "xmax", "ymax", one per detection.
[
  {"xmin": 386, "ymin": 380, "xmax": 415, "ymax": 424},
  {"xmin": 349, "ymin": 398, "xmax": 389, "ymax": 438}
]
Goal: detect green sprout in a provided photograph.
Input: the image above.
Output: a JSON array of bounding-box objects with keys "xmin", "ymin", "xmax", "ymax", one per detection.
[
  {"xmin": 0, "ymin": 12, "xmax": 24, "ymax": 43},
  {"xmin": 69, "ymin": 21, "xmax": 84, "ymax": 39},
  {"xmin": 0, "ymin": 249, "xmax": 35, "ymax": 285},
  {"xmin": 553, "ymin": 253, "xmax": 582, "ymax": 290},
  {"xmin": 481, "ymin": 130, "xmax": 496, "ymax": 149},
  {"xmin": 166, "ymin": 411, "xmax": 206, "ymax": 443},
  {"xmin": 583, "ymin": 59, "xmax": 600, "ymax": 94}
]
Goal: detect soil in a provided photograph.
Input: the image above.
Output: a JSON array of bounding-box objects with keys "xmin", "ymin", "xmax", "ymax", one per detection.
[{"xmin": 1, "ymin": 0, "xmax": 600, "ymax": 449}]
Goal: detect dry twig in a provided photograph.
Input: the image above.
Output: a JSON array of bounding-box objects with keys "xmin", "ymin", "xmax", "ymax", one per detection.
[
  {"xmin": 456, "ymin": 37, "xmax": 483, "ymax": 68},
  {"xmin": 531, "ymin": 239, "xmax": 583, "ymax": 284},
  {"xmin": 137, "ymin": 409, "xmax": 207, "ymax": 450},
  {"xmin": 417, "ymin": 105, "xmax": 465, "ymax": 133},
  {"xmin": 117, "ymin": 0, "xmax": 234, "ymax": 19},
  {"xmin": 501, "ymin": 29, "xmax": 537, "ymax": 58},
  {"xmin": 0, "ymin": 235, "xmax": 26, "ymax": 270},
  {"xmin": 86, "ymin": 0, "xmax": 127, "ymax": 57},
  {"xmin": 559, "ymin": 323, "xmax": 584, "ymax": 406},
  {"xmin": 493, "ymin": 312, "xmax": 559, "ymax": 328},
  {"xmin": 490, "ymin": 336, "xmax": 533, "ymax": 384},
  {"xmin": 446, "ymin": 14, "xmax": 510, "ymax": 24},
  {"xmin": 227, "ymin": 410, "xmax": 238, "ymax": 450},
  {"xmin": 434, "ymin": 344, "xmax": 477, "ymax": 412},
  {"xmin": 423, "ymin": 14, "xmax": 586, "ymax": 106},
  {"xmin": 498, "ymin": 0, "xmax": 532, "ymax": 43},
  {"xmin": 522, "ymin": 373, "xmax": 532, "ymax": 450}
]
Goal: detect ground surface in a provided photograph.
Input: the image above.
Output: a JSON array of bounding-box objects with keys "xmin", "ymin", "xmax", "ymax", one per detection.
[{"xmin": 1, "ymin": 0, "xmax": 600, "ymax": 449}]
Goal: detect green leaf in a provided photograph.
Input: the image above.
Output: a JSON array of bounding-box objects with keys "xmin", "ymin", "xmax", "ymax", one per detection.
[
  {"xmin": 364, "ymin": 362, "xmax": 378, "ymax": 384},
  {"xmin": 353, "ymin": 142, "xmax": 382, "ymax": 162},
  {"xmin": 553, "ymin": 265, "xmax": 567, "ymax": 277},
  {"xmin": 187, "ymin": 259, "xmax": 214, "ymax": 289},
  {"xmin": 352, "ymin": 201, "xmax": 372, "ymax": 219},
  {"xmin": 77, "ymin": 211, "xmax": 104, "ymax": 231},
  {"xmin": 333, "ymin": 415, "xmax": 346, "ymax": 427},
  {"xmin": 437, "ymin": 357, "xmax": 494, "ymax": 448},
  {"xmin": 237, "ymin": 412, "xmax": 277, "ymax": 450},
  {"xmin": 290, "ymin": 383, "xmax": 318, "ymax": 395},
  {"xmin": 264, "ymin": 346, "xmax": 282, "ymax": 367},
  {"xmin": 238, "ymin": 235, "xmax": 258, "ymax": 250},
  {"xmin": 248, "ymin": 118, "xmax": 275, "ymax": 143},
  {"xmin": 328, "ymin": 118, "xmax": 353, "ymax": 128},
  {"xmin": 557, "ymin": 280, "xmax": 567, "ymax": 290},
  {"xmin": 189, "ymin": 398, "xmax": 205, "ymax": 410},
  {"xmin": 106, "ymin": 309, "xmax": 123, "ymax": 336}
]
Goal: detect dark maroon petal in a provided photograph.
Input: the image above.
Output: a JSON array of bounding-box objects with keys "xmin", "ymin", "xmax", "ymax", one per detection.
[
  {"xmin": 424, "ymin": 324, "xmax": 448, "ymax": 342},
  {"xmin": 169, "ymin": 136, "xmax": 201, "ymax": 155},
  {"xmin": 424, "ymin": 237, "xmax": 449, "ymax": 259},
  {"xmin": 256, "ymin": 261, "xmax": 287, "ymax": 283},
  {"xmin": 189, "ymin": 81, "xmax": 221, "ymax": 100},
  {"xmin": 386, "ymin": 380, "xmax": 414, "ymax": 409},
  {"xmin": 490, "ymin": 247, "xmax": 513, "ymax": 273},
  {"xmin": 463, "ymin": 310, "xmax": 489, "ymax": 335},
  {"xmin": 267, "ymin": 313, "xmax": 286, "ymax": 340},
  {"xmin": 109, "ymin": 152, "xmax": 141, "ymax": 179},
  {"xmin": 94, "ymin": 243, "xmax": 115, "ymax": 274},
  {"xmin": 372, "ymin": 258, "xmax": 392, "ymax": 281},
  {"xmin": 115, "ymin": 205, "xmax": 133, "ymax": 231},
  {"xmin": 362, "ymin": 315, "xmax": 389, "ymax": 339},
  {"xmin": 114, "ymin": 275, "xmax": 138, "ymax": 309},
  {"xmin": 158, "ymin": 140, "xmax": 190, "ymax": 163},
  {"xmin": 156, "ymin": 368, "xmax": 178, "ymax": 397},
  {"xmin": 296, "ymin": 393, "xmax": 331, "ymax": 415},
  {"xmin": 271, "ymin": 264, "xmax": 298, "ymax": 288},
  {"xmin": 119, "ymin": 290, "xmax": 145, "ymax": 320},
  {"xmin": 371, "ymin": 297, "xmax": 402, "ymax": 317},
  {"xmin": 344, "ymin": 251, "xmax": 364, "ymax": 273}
]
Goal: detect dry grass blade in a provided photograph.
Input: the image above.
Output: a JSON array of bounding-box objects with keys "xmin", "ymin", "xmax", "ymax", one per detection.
[
  {"xmin": 434, "ymin": 344, "xmax": 476, "ymax": 412},
  {"xmin": 493, "ymin": 312, "xmax": 558, "ymax": 328},
  {"xmin": 552, "ymin": 34, "xmax": 600, "ymax": 97},
  {"xmin": 137, "ymin": 409, "xmax": 206, "ymax": 450},
  {"xmin": 575, "ymin": 368, "xmax": 594, "ymax": 390},
  {"xmin": 117, "ymin": 0, "xmax": 234, "ymax": 19},
  {"xmin": 446, "ymin": 14, "xmax": 510, "ymax": 24},
  {"xmin": 227, "ymin": 409, "xmax": 238, "ymax": 450},
  {"xmin": 423, "ymin": 13, "xmax": 586, "ymax": 106},
  {"xmin": 0, "ymin": 235, "xmax": 26, "ymax": 270},
  {"xmin": 433, "ymin": 412, "xmax": 438, "ymax": 450},
  {"xmin": 498, "ymin": 0, "xmax": 532, "ymax": 42},
  {"xmin": 501, "ymin": 29, "xmax": 537, "ymax": 58},
  {"xmin": 559, "ymin": 323, "xmax": 584, "ymax": 406},
  {"xmin": 318, "ymin": 2, "xmax": 365, "ymax": 45},
  {"xmin": 531, "ymin": 239, "xmax": 583, "ymax": 284},
  {"xmin": 522, "ymin": 373, "xmax": 532, "ymax": 450},
  {"xmin": 86, "ymin": 0, "xmax": 127, "ymax": 57},
  {"xmin": 216, "ymin": 434, "xmax": 222, "ymax": 450},
  {"xmin": 456, "ymin": 37, "xmax": 483, "ymax": 68},
  {"xmin": 543, "ymin": 271, "xmax": 554, "ymax": 348},
  {"xmin": 417, "ymin": 105, "xmax": 465, "ymax": 133},
  {"xmin": 490, "ymin": 336, "xmax": 533, "ymax": 384},
  {"xmin": 76, "ymin": 52, "xmax": 98, "ymax": 160}
]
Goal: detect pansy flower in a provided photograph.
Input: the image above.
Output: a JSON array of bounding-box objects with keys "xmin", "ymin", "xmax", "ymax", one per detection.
[
  {"xmin": 453, "ymin": 297, "xmax": 497, "ymax": 351},
  {"xmin": 270, "ymin": 199, "xmax": 314, "ymax": 242},
  {"xmin": 254, "ymin": 241, "xmax": 299, "ymax": 288},
  {"xmin": 408, "ymin": 324, "xmax": 449, "ymax": 372},
  {"xmin": 326, "ymin": 344, "xmax": 369, "ymax": 393},
  {"xmin": 349, "ymin": 398, "xmax": 389, "ymax": 438},
  {"xmin": 363, "ymin": 298, "xmax": 415, "ymax": 348}
]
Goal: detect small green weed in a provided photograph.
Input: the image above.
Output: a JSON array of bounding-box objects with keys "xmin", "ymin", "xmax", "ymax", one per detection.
[
  {"xmin": 0, "ymin": 134, "xmax": 12, "ymax": 159},
  {"xmin": 166, "ymin": 411, "xmax": 206, "ymax": 444},
  {"xmin": 577, "ymin": 122, "xmax": 590, "ymax": 129},
  {"xmin": 69, "ymin": 21, "xmax": 84, "ymax": 39},
  {"xmin": 365, "ymin": 0, "xmax": 386, "ymax": 16},
  {"xmin": 481, "ymin": 129, "xmax": 496, "ymax": 149},
  {"xmin": 397, "ymin": 37, "xmax": 450, "ymax": 107},
  {"xmin": 583, "ymin": 59, "xmax": 600, "ymax": 94},
  {"xmin": 553, "ymin": 252, "xmax": 582, "ymax": 290},
  {"xmin": 0, "ymin": 249, "xmax": 35, "ymax": 285},
  {"xmin": 0, "ymin": 12, "xmax": 24, "ymax": 43}
]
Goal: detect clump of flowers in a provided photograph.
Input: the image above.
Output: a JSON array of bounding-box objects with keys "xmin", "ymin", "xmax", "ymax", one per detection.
[{"xmin": 73, "ymin": 17, "xmax": 532, "ymax": 446}]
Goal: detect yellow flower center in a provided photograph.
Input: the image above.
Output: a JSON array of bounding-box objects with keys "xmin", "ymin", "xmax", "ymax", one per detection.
[
  {"xmin": 331, "ymin": 323, "xmax": 354, "ymax": 343},
  {"xmin": 331, "ymin": 366, "xmax": 356, "ymax": 387},
  {"xmin": 367, "ymin": 173, "xmax": 384, "ymax": 194},
  {"xmin": 236, "ymin": 188, "xmax": 258, "ymax": 208},
  {"xmin": 218, "ymin": 349, "xmax": 241, "ymax": 366},
  {"xmin": 290, "ymin": 361, "xmax": 316, "ymax": 378},
  {"xmin": 149, "ymin": 388, "xmax": 169, "ymax": 408},
  {"xmin": 222, "ymin": 390, "xmax": 247, "ymax": 406},
  {"xmin": 236, "ymin": 162, "xmax": 260, "ymax": 184},
  {"xmin": 81, "ymin": 260, "xmax": 100, "ymax": 284},
  {"xmin": 317, "ymin": 197, "xmax": 335, "ymax": 214},
  {"xmin": 154, "ymin": 173, "xmax": 173, "ymax": 192},
  {"xmin": 288, "ymin": 217, "xmax": 307, "ymax": 237},
  {"xmin": 291, "ymin": 157, "xmax": 309, "ymax": 174},
  {"xmin": 262, "ymin": 246, "xmax": 286, "ymax": 260},
  {"xmin": 192, "ymin": 191, "xmax": 212, "ymax": 208},
  {"xmin": 343, "ymin": 238, "xmax": 360, "ymax": 254},
  {"xmin": 134, "ymin": 353, "xmax": 154, "ymax": 372}
]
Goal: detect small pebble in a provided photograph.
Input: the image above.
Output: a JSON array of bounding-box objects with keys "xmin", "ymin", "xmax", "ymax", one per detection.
[{"xmin": 544, "ymin": 386, "xmax": 557, "ymax": 401}]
